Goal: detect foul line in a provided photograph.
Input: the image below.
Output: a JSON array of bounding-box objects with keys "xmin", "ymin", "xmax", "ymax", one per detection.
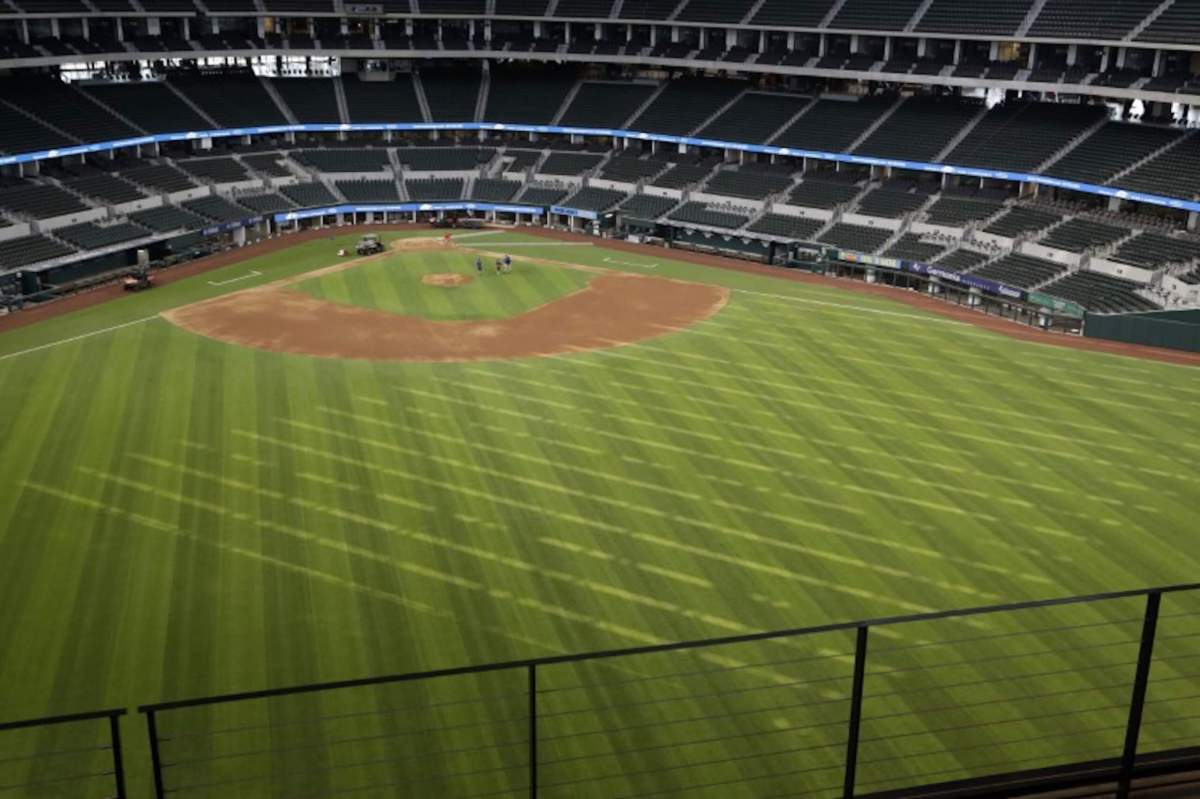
[
  {"xmin": 207, "ymin": 270, "xmax": 262, "ymax": 286},
  {"xmin": 459, "ymin": 241, "xmax": 595, "ymax": 248},
  {"xmin": 0, "ymin": 316, "xmax": 158, "ymax": 362},
  {"xmin": 603, "ymin": 256, "xmax": 658, "ymax": 269}
]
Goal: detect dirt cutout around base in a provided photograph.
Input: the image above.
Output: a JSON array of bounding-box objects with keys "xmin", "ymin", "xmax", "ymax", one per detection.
[
  {"xmin": 422, "ymin": 273, "xmax": 474, "ymax": 287},
  {"xmin": 163, "ymin": 238, "xmax": 728, "ymax": 362}
]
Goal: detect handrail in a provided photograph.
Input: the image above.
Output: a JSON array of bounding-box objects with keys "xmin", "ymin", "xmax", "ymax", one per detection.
[
  {"xmin": 138, "ymin": 581, "xmax": 1200, "ymax": 712},
  {"xmin": 3, "ymin": 120, "xmax": 1199, "ymax": 214}
]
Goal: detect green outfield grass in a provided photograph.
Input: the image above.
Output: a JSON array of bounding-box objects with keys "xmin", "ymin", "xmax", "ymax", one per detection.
[{"xmin": 0, "ymin": 228, "xmax": 1197, "ymax": 798}]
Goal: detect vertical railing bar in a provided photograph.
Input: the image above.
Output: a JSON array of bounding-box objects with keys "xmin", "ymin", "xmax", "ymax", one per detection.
[
  {"xmin": 528, "ymin": 664, "xmax": 538, "ymax": 799},
  {"xmin": 145, "ymin": 709, "xmax": 166, "ymax": 799},
  {"xmin": 843, "ymin": 624, "xmax": 870, "ymax": 799},
  {"xmin": 108, "ymin": 712, "xmax": 127, "ymax": 799},
  {"xmin": 1118, "ymin": 592, "xmax": 1162, "ymax": 799}
]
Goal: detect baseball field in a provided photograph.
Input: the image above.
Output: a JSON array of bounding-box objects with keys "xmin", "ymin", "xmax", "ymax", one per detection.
[{"xmin": 0, "ymin": 228, "xmax": 1197, "ymax": 798}]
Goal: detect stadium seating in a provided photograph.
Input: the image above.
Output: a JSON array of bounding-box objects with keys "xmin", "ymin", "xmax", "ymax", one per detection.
[
  {"xmin": 628, "ymin": 78, "xmax": 745, "ymax": 137},
  {"xmin": 553, "ymin": 0, "xmax": 614, "ymax": 17},
  {"xmin": 82, "ymin": 82, "xmax": 210, "ymax": 134},
  {"xmin": 705, "ymin": 167, "xmax": 794, "ymax": 201},
  {"xmin": 236, "ymin": 192, "xmax": 296, "ymax": 214},
  {"xmin": 1029, "ymin": 0, "xmax": 1161, "ymax": 40},
  {"xmin": 557, "ymin": 82, "xmax": 657, "ymax": 128},
  {"xmin": 600, "ymin": 156, "xmax": 666, "ymax": 183},
  {"xmin": 853, "ymin": 97, "xmax": 981, "ymax": 162},
  {"xmin": 281, "ymin": 182, "xmax": 339, "ymax": 207},
  {"xmin": 972, "ymin": 252, "xmax": 1066, "ymax": 288},
  {"xmin": 772, "ymin": 97, "xmax": 896, "ymax": 153},
  {"xmin": 338, "ymin": 179, "xmax": 401, "ymax": 202},
  {"xmin": 856, "ymin": 188, "xmax": 927, "ymax": 218},
  {"xmin": 1042, "ymin": 269, "xmax": 1160, "ymax": 312},
  {"xmin": 915, "ymin": 0, "xmax": 1033, "ymax": 35},
  {"xmin": 947, "ymin": 102, "xmax": 1107, "ymax": 172},
  {"xmin": 53, "ymin": 221, "xmax": 147, "ymax": 250},
  {"xmin": 502, "ymin": 151, "xmax": 543, "ymax": 172},
  {"xmin": 1111, "ymin": 232, "xmax": 1200, "ymax": 270},
  {"xmin": 517, "ymin": 184, "xmax": 569, "ymax": 205},
  {"xmin": 788, "ymin": 178, "xmax": 862, "ymax": 210},
  {"xmin": 128, "ymin": 205, "xmax": 207, "ymax": 232},
  {"xmin": 539, "ymin": 152, "xmax": 603, "ymax": 176},
  {"xmin": 934, "ymin": 249, "xmax": 990, "ymax": 272},
  {"xmin": 420, "ymin": 67, "xmax": 482, "ymax": 123},
  {"xmin": 0, "ymin": 234, "xmax": 75, "ymax": 267},
  {"xmin": 178, "ymin": 157, "xmax": 250, "ymax": 183},
  {"xmin": 830, "ymin": 0, "xmax": 925, "ymax": 30},
  {"xmin": 470, "ymin": 178, "xmax": 522, "ymax": 202},
  {"xmin": 651, "ymin": 161, "xmax": 716, "ymax": 190},
  {"xmin": 984, "ymin": 207, "xmax": 1064, "ymax": 238},
  {"xmin": 1044, "ymin": 123, "xmax": 1183, "ymax": 185},
  {"xmin": 884, "ymin": 234, "xmax": 946, "ymax": 262},
  {"xmin": 1117, "ymin": 136, "xmax": 1200, "ymax": 200},
  {"xmin": 399, "ymin": 148, "xmax": 489, "ymax": 171},
  {"xmin": 0, "ymin": 102, "xmax": 74, "ymax": 154},
  {"xmin": 1138, "ymin": 0, "xmax": 1200, "ymax": 43},
  {"xmin": 171, "ymin": 75, "xmax": 288, "ymax": 128},
  {"xmin": 295, "ymin": 149, "xmax": 392, "ymax": 173},
  {"xmin": 183, "ymin": 194, "xmax": 251, "ymax": 222},
  {"xmin": 563, "ymin": 186, "xmax": 627, "ymax": 211},
  {"xmin": 121, "ymin": 165, "xmax": 198, "ymax": 194},
  {"xmin": 484, "ymin": 69, "xmax": 577, "ymax": 125},
  {"xmin": 405, "ymin": 178, "xmax": 464, "ymax": 201},
  {"xmin": 676, "ymin": 0, "xmax": 754, "ymax": 23},
  {"xmin": 669, "ymin": 202, "xmax": 752, "ymax": 229},
  {"xmin": 747, "ymin": 213, "xmax": 823, "ymax": 239},
  {"xmin": 751, "ymin": 0, "xmax": 837, "ymax": 25},
  {"xmin": 618, "ymin": 194, "xmax": 677, "ymax": 219},
  {"xmin": 696, "ymin": 93, "xmax": 809, "ymax": 145},
  {"xmin": 242, "ymin": 153, "xmax": 293, "ymax": 178},
  {"xmin": 1040, "ymin": 218, "xmax": 1128, "ymax": 253},
  {"xmin": 924, "ymin": 197, "xmax": 1003, "ymax": 225},
  {"xmin": 0, "ymin": 79, "xmax": 136, "ymax": 145},
  {"xmin": 618, "ymin": 0, "xmax": 679, "ymax": 20},
  {"xmin": 818, "ymin": 222, "xmax": 892, "ymax": 253},
  {"xmin": 65, "ymin": 174, "xmax": 147, "ymax": 205},
  {"xmin": 0, "ymin": 184, "xmax": 90, "ymax": 219},
  {"xmin": 272, "ymin": 78, "xmax": 340, "ymax": 124},
  {"xmin": 342, "ymin": 77, "xmax": 424, "ymax": 124}
]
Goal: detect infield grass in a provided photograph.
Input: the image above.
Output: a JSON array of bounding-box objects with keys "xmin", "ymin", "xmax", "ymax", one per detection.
[{"xmin": 0, "ymin": 229, "xmax": 1197, "ymax": 798}]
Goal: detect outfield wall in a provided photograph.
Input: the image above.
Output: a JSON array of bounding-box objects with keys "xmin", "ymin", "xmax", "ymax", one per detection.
[{"xmin": 1084, "ymin": 309, "xmax": 1200, "ymax": 353}]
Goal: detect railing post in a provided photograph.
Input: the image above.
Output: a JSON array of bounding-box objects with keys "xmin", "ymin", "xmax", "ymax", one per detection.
[
  {"xmin": 145, "ymin": 709, "xmax": 167, "ymax": 799},
  {"xmin": 1118, "ymin": 592, "xmax": 1161, "ymax": 799},
  {"xmin": 843, "ymin": 624, "xmax": 870, "ymax": 799},
  {"xmin": 528, "ymin": 664, "xmax": 538, "ymax": 799},
  {"xmin": 108, "ymin": 712, "xmax": 127, "ymax": 799}
]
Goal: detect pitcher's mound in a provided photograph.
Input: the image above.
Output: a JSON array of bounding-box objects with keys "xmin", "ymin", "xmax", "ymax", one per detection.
[{"xmin": 423, "ymin": 273, "xmax": 473, "ymax": 287}]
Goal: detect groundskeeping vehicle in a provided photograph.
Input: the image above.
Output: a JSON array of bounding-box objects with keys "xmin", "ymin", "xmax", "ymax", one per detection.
[{"xmin": 355, "ymin": 234, "xmax": 385, "ymax": 256}]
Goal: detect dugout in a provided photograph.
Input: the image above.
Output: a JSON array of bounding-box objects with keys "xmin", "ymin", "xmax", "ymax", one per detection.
[{"xmin": 1084, "ymin": 308, "xmax": 1200, "ymax": 353}]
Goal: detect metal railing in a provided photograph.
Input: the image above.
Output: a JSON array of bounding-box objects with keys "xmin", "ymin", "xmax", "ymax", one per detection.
[
  {"xmin": 128, "ymin": 582, "xmax": 1200, "ymax": 799},
  {"xmin": 0, "ymin": 708, "xmax": 126, "ymax": 799}
]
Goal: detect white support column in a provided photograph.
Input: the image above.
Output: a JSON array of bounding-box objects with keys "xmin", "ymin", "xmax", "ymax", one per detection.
[{"xmin": 1067, "ymin": 43, "xmax": 1077, "ymax": 65}]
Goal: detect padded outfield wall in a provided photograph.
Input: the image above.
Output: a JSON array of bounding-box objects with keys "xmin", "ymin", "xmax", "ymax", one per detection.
[{"xmin": 1085, "ymin": 308, "xmax": 1200, "ymax": 353}]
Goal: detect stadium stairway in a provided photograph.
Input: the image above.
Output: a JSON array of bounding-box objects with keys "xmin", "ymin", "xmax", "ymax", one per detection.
[
  {"xmin": 164, "ymin": 81, "xmax": 219, "ymax": 129},
  {"xmin": 411, "ymin": 73, "xmax": 434, "ymax": 123},
  {"xmin": 904, "ymin": 0, "xmax": 939, "ymax": 32},
  {"xmin": 621, "ymin": 81, "xmax": 668, "ymax": 130},
  {"xmin": 1128, "ymin": 0, "xmax": 1177, "ymax": 39},
  {"xmin": 1106, "ymin": 130, "xmax": 1198, "ymax": 188},
  {"xmin": 846, "ymin": 97, "xmax": 906, "ymax": 152},
  {"xmin": 1015, "ymin": 0, "xmax": 1051, "ymax": 35},
  {"xmin": 550, "ymin": 80, "xmax": 583, "ymax": 126},
  {"xmin": 688, "ymin": 88, "xmax": 750, "ymax": 137},
  {"xmin": 261, "ymin": 77, "xmax": 298, "ymax": 125},
  {"xmin": 333, "ymin": 78, "xmax": 351, "ymax": 124},
  {"xmin": 1037, "ymin": 115, "xmax": 1109, "ymax": 173},
  {"xmin": 474, "ymin": 66, "xmax": 491, "ymax": 123},
  {"xmin": 933, "ymin": 105, "xmax": 989, "ymax": 162}
]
